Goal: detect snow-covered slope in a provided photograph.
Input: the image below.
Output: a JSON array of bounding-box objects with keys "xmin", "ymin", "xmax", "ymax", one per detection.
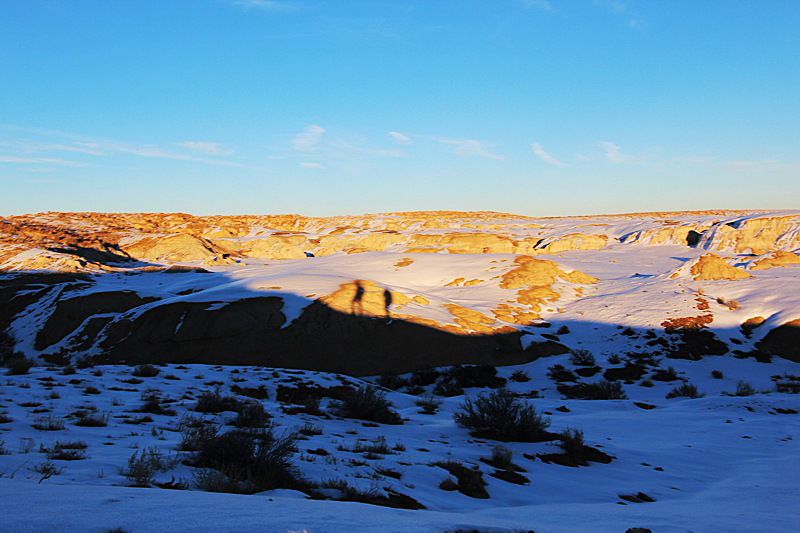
[{"xmin": 0, "ymin": 358, "xmax": 798, "ymax": 533}]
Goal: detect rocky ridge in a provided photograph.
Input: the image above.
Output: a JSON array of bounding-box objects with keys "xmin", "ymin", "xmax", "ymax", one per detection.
[{"xmin": 1, "ymin": 209, "xmax": 799, "ymax": 374}]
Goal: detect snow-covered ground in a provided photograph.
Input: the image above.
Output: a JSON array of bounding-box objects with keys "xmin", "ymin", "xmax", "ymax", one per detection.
[{"xmin": 1, "ymin": 355, "xmax": 798, "ymax": 533}]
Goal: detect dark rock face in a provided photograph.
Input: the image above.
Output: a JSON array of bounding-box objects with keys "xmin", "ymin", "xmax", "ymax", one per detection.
[
  {"xmin": 756, "ymin": 319, "xmax": 800, "ymax": 363},
  {"xmin": 94, "ymin": 298, "xmax": 528, "ymax": 376},
  {"xmin": 35, "ymin": 291, "xmax": 158, "ymax": 350}
]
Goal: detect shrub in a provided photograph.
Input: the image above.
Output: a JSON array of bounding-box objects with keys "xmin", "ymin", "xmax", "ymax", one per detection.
[
  {"xmin": 569, "ymin": 349, "xmax": 596, "ymax": 367},
  {"xmin": 138, "ymin": 390, "xmax": 177, "ymax": 416},
  {"xmin": 711, "ymin": 370, "xmax": 724, "ymax": 379},
  {"xmin": 61, "ymin": 365, "xmax": 76, "ymax": 375},
  {"xmin": 330, "ymin": 385, "xmax": 402, "ymax": 425},
  {"xmin": 229, "ymin": 384, "xmax": 269, "ymax": 400},
  {"xmin": 122, "ymin": 447, "xmax": 169, "ymax": 487},
  {"xmin": 453, "ymin": 389, "xmax": 551, "ymax": 442},
  {"xmin": 231, "ymin": 402, "xmax": 271, "ymax": 428},
  {"xmin": 6, "ymin": 357, "xmax": 35, "ymax": 375},
  {"xmin": 489, "ymin": 445, "xmax": 514, "ymax": 470},
  {"xmin": 415, "ymin": 393, "xmax": 443, "ymax": 413},
  {"xmin": 557, "ymin": 380, "xmax": 628, "ymax": 400},
  {"xmin": 47, "ymin": 441, "xmax": 89, "ymax": 461},
  {"xmin": 547, "ymin": 364, "xmax": 577, "ymax": 382},
  {"xmin": 440, "ymin": 365, "xmax": 506, "ymax": 389},
  {"xmin": 30, "ymin": 460, "xmax": 63, "ymax": 481},
  {"xmin": 192, "ymin": 428, "xmax": 303, "ymax": 494},
  {"xmin": 131, "ymin": 364, "xmax": 160, "ymax": 378},
  {"xmin": 74, "ymin": 412, "xmax": 109, "ymax": 427},
  {"xmin": 178, "ymin": 415, "xmax": 219, "ymax": 452},
  {"xmin": 433, "ymin": 460, "xmax": 488, "ymax": 499},
  {"xmin": 195, "ymin": 388, "xmax": 242, "ymax": 414},
  {"xmin": 666, "ymin": 383, "xmax": 704, "ymax": 399},
  {"xmin": 607, "ymin": 353, "xmax": 622, "ymax": 365},
  {"xmin": 0, "ymin": 330, "xmax": 24, "ymax": 365},
  {"xmin": 559, "ymin": 428, "xmax": 585, "ymax": 458},
  {"xmin": 509, "ymin": 370, "xmax": 530, "ymax": 383},
  {"xmin": 32, "ymin": 415, "xmax": 66, "ymax": 431},
  {"xmin": 732, "ymin": 380, "xmax": 755, "ymax": 397},
  {"xmin": 439, "ymin": 477, "xmax": 458, "ymax": 491},
  {"xmin": 651, "ymin": 366, "xmax": 681, "ymax": 381}
]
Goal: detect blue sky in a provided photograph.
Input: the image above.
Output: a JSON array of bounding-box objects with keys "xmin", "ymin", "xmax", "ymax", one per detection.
[{"xmin": 1, "ymin": 0, "xmax": 798, "ymax": 217}]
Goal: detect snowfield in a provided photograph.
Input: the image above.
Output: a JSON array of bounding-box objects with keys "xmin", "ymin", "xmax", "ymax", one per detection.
[{"xmin": 0, "ymin": 356, "xmax": 798, "ymax": 533}]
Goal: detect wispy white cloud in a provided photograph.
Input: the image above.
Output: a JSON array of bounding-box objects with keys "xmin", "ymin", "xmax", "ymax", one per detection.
[
  {"xmin": 234, "ymin": 0, "xmax": 301, "ymax": 13},
  {"xmin": 300, "ymin": 162, "xmax": 325, "ymax": 169},
  {"xmin": 531, "ymin": 142, "xmax": 568, "ymax": 166},
  {"xmin": 597, "ymin": 141, "xmax": 629, "ymax": 163},
  {"xmin": 292, "ymin": 125, "xmax": 325, "ymax": 152},
  {"xmin": 0, "ymin": 125, "xmax": 267, "ymax": 170},
  {"xmin": 178, "ymin": 141, "xmax": 234, "ymax": 156},
  {"xmin": 440, "ymin": 139, "xmax": 504, "ymax": 160},
  {"xmin": 521, "ymin": 0, "xmax": 554, "ymax": 12},
  {"xmin": 0, "ymin": 156, "xmax": 88, "ymax": 167},
  {"xmin": 328, "ymin": 139, "xmax": 405, "ymax": 158},
  {"xmin": 1, "ymin": 140, "xmax": 107, "ymax": 156},
  {"xmin": 388, "ymin": 131, "xmax": 411, "ymax": 145}
]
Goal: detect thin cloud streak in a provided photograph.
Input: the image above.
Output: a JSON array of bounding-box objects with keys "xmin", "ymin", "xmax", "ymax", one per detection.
[
  {"xmin": 0, "ymin": 156, "xmax": 88, "ymax": 167},
  {"xmin": 597, "ymin": 141, "xmax": 628, "ymax": 163},
  {"xmin": 292, "ymin": 125, "xmax": 325, "ymax": 152},
  {"xmin": 531, "ymin": 142, "xmax": 568, "ymax": 166},
  {"xmin": 388, "ymin": 132, "xmax": 411, "ymax": 145},
  {"xmin": 178, "ymin": 142, "xmax": 234, "ymax": 156},
  {"xmin": 439, "ymin": 139, "xmax": 504, "ymax": 160}
]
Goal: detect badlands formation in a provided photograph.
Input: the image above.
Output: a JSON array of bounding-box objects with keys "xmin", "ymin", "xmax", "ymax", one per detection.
[{"xmin": 1, "ymin": 209, "xmax": 800, "ymax": 374}]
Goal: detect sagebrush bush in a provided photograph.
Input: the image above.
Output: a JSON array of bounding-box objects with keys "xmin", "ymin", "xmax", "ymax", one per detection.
[
  {"xmin": 433, "ymin": 460, "xmax": 488, "ymax": 499},
  {"xmin": 195, "ymin": 388, "xmax": 243, "ymax": 414},
  {"xmin": 330, "ymin": 385, "xmax": 402, "ymax": 425},
  {"xmin": 131, "ymin": 364, "xmax": 160, "ymax": 377},
  {"xmin": 547, "ymin": 364, "xmax": 578, "ymax": 383},
  {"xmin": 651, "ymin": 366, "xmax": 681, "ymax": 381},
  {"xmin": 178, "ymin": 415, "xmax": 219, "ymax": 452},
  {"xmin": 557, "ymin": 380, "xmax": 628, "ymax": 400},
  {"xmin": 122, "ymin": 447, "xmax": 170, "ymax": 487},
  {"xmin": 569, "ymin": 349, "xmax": 596, "ymax": 367},
  {"xmin": 489, "ymin": 445, "xmax": 514, "ymax": 470},
  {"xmin": 192, "ymin": 428, "xmax": 303, "ymax": 494},
  {"xmin": 138, "ymin": 390, "xmax": 177, "ymax": 416},
  {"xmin": 732, "ymin": 380, "xmax": 755, "ymax": 397},
  {"xmin": 509, "ymin": 370, "xmax": 530, "ymax": 382},
  {"xmin": 32, "ymin": 415, "xmax": 66, "ymax": 431},
  {"xmin": 559, "ymin": 428, "xmax": 585, "ymax": 458},
  {"xmin": 6, "ymin": 357, "xmax": 35, "ymax": 375},
  {"xmin": 74, "ymin": 412, "xmax": 109, "ymax": 427},
  {"xmin": 453, "ymin": 389, "xmax": 551, "ymax": 442},
  {"xmin": 231, "ymin": 402, "xmax": 271, "ymax": 428},
  {"xmin": 666, "ymin": 383, "xmax": 704, "ymax": 399}
]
